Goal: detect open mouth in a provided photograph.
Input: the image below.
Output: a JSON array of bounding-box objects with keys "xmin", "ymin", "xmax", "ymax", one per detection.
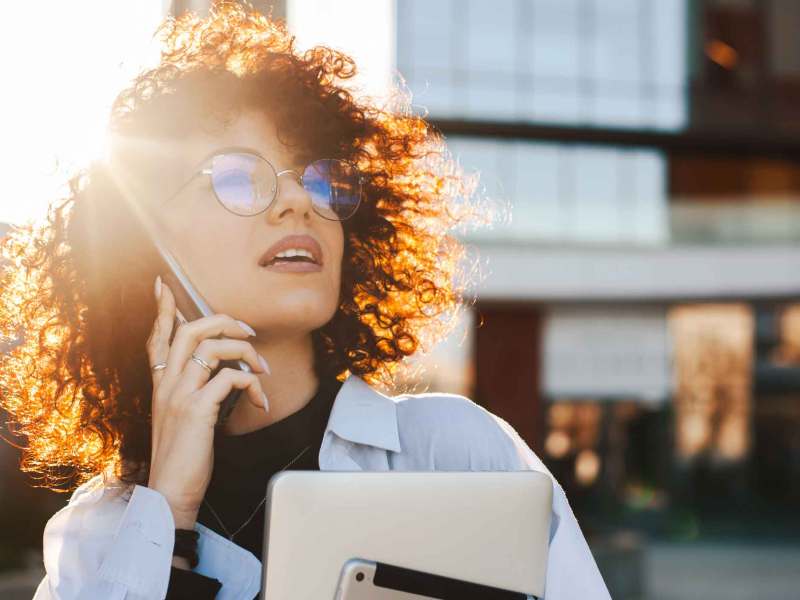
[
  {"xmin": 259, "ymin": 234, "xmax": 323, "ymax": 268},
  {"xmin": 262, "ymin": 256, "xmax": 318, "ymax": 267},
  {"xmin": 260, "ymin": 249, "xmax": 320, "ymax": 267}
]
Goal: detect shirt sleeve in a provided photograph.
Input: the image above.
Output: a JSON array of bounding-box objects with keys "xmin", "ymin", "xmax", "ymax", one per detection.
[
  {"xmin": 192, "ymin": 521, "xmax": 263, "ymax": 599},
  {"xmin": 489, "ymin": 414, "xmax": 612, "ymax": 600},
  {"xmin": 35, "ymin": 480, "xmax": 175, "ymax": 599},
  {"xmin": 166, "ymin": 566, "xmax": 222, "ymax": 598}
]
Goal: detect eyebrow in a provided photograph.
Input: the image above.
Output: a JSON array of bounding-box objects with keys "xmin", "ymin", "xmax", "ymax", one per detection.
[
  {"xmin": 192, "ymin": 145, "xmax": 304, "ymax": 172},
  {"xmin": 193, "ymin": 145, "xmax": 265, "ymax": 166}
]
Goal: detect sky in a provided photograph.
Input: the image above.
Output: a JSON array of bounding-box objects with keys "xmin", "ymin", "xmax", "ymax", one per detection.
[
  {"xmin": 0, "ymin": 0, "xmax": 393, "ymax": 226},
  {"xmin": 0, "ymin": 1, "xmax": 167, "ymax": 226}
]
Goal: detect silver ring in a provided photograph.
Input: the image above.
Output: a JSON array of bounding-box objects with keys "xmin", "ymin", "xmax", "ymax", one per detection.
[
  {"xmin": 151, "ymin": 362, "xmax": 167, "ymax": 372},
  {"xmin": 190, "ymin": 352, "xmax": 213, "ymax": 373}
]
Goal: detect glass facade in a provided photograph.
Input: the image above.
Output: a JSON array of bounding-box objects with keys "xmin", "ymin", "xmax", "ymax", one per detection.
[
  {"xmin": 397, "ymin": 0, "xmax": 683, "ymax": 246},
  {"xmin": 397, "ymin": 0, "xmax": 688, "ymax": 130},
  {"xmin": 448, "ymin": 136, "xmax": 668, "ymax": 244}
]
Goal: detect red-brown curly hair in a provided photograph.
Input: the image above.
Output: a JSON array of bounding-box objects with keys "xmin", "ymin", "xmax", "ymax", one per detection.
[{"xmin": 0, "ymin": 1, "xmax": 487, "ymax": 491}]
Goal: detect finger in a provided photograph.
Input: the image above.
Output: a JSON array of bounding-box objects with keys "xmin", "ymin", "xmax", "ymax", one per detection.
[
  {"xmin": 196, "ymin": 368, "xmax": 268, "ymax": 420},
  {"xmin": 169, "ymin": 338, "xmax": 270, "ymax": 402},
  {"xmin": 146, "ymin": 276, "xmax": 176, "ymax": 448},
  {"xmin": 146, "ymin": 276, "xmax": 176, "ymax": 392},
  {"xmin": 182, "ymin": 338, "xmax": 269, "ymax": 385},
  {"xmin": 162, "ymin": 311, "xmax": 257, "ymax": 389},
  {"xmin": 153, "ymin": 281, "xmax": 187, "ymax": 404}
]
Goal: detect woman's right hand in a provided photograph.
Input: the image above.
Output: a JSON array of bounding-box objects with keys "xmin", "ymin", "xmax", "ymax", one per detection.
[{"xmin": 145, "ymin": 276, "xmax": 270, "ymax": 529}]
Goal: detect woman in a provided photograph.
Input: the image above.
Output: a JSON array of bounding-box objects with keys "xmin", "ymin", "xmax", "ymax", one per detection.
[{"xmin": 0, "ymin": 3, "xmax": 610, "ymax": 599}]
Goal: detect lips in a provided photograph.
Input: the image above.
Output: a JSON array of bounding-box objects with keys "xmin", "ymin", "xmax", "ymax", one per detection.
[{"xmin": 258, "ymin": 234, "xmax": 323, "ymax": 267}]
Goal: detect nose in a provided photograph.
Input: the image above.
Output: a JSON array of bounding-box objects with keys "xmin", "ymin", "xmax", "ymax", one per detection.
[{"xmin": 268, "ymin": 169, "xmax": 313, "ymax": 222}]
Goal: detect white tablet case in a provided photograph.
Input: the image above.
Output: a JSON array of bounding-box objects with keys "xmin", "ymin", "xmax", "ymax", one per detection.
[{"xmin": 261, "ymin": 471, "xmax": 552, "ymax": 599}]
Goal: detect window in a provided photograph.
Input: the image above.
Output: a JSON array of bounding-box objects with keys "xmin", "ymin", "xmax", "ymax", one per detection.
[
  {"xmin": 397, "ymin": 0, "xmax": 688, "ymax": 130},
  {"xmin": 449, "ymin": 136, "xmax": 668, "ymax": 244}
]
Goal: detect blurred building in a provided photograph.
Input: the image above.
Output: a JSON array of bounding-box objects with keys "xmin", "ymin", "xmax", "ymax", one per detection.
[{"xmin": 392, "ymin": 3, "xmax": 800, "ymax": 594}]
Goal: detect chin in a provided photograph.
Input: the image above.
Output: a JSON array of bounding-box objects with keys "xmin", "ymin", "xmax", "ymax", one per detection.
[
  {"xmin": 226, "ymin": 276, "xmax": 339, "ymax": 330},
  {"xmin": 252, "ymin": 297, "xmax": 338, "ymax": 333}
]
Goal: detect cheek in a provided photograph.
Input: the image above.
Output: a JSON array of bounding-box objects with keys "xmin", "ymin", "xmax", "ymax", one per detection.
[
  {"xmin": 329, "ymin": 225, "xmax": 345, "ymax": 289},
  {"xmin": 167, "ymin": 216, "xmax": 247, "ymax": 298}
]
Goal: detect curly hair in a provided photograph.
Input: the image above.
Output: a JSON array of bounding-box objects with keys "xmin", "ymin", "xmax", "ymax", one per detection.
[{"xmin": 0, "ymin": 1, "xmax": 487, "ymax": 491}]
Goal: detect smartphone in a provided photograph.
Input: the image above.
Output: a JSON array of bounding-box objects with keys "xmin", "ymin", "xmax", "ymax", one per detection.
[
  {"xmin": 150, "ymin": 233, "xmax": 251, "ymax": 425},
  {"xmin": 334, "ymin": 558, "xmax": 532, "ymax": 600}
]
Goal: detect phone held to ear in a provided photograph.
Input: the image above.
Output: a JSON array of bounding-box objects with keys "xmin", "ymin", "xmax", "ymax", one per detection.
[{"xmin": 151, "ymin": 234, "xmax": 250, "ymax": 426}]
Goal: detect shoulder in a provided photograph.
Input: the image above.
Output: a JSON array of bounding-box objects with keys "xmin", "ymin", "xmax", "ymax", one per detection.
[
  {"xmin": 392, "ymin": 390, "xmax": 544, "ymax": 472},
  {"xmin": 68, "ymin": 471, "xmax": 135, "ymax": 512},
  {"xmin": 43, "ymin": 473, "xmax": 133, "ymax": 540}
]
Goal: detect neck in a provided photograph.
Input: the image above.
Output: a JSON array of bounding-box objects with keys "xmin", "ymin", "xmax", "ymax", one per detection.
[{"xmin": 221, "ymin": 332, "xmax": 318, "ymax": 435}]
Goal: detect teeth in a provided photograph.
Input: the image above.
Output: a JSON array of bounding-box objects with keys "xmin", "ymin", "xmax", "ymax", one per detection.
[{"xmin": 273, "ymin": 248, "xmax": 315, "ymax": 261}]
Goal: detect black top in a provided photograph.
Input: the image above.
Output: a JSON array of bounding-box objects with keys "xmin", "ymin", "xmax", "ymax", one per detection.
[{"xmin": 165, "ymin": 376, "xmax": 343, "ymax": 599}]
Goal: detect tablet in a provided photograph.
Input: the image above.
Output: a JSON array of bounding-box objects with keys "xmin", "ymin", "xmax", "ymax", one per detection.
[
  {"xmin": 335, "ymin": 558, "xmax": 532, "ymax": 599},
  {"xmin": 261, "ymin": 471, "xmax": 552, "ymax": 599}
]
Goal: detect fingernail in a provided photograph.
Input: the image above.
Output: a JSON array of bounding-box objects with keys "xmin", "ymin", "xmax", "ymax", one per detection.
[
  {"xmin": 236, "ymin": 320, "xmax": 256, "ymax": 336},
  {"xmin": 258, "ymin": 354, "xmax": 271, "ymax": 375},
  {"xmin": 154, "ymin": 275, "xmax": 162, "ymax": 299},
  {"xmin": 261, "ymin": 392, "xmax": 270, "ymax": 413}
]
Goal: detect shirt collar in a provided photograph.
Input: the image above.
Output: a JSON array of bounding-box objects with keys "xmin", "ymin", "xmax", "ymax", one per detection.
[{"xmin": 323, "ymin": 373, "xmax": 402, "ymax": 453}]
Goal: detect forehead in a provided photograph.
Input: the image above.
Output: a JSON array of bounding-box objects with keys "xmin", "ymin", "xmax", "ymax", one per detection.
[
  {"xmin": 181, "ymin": 109, "xmax": 302, "ymax": 172},
  {"xmin": 107, "ymin": 109, "xmax": 308, "ymax": 207}
]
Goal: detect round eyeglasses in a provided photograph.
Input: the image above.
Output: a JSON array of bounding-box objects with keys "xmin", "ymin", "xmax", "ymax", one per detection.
[{"xmin": 165, "ymin": 149, "xmax": 363, "ymax": 221}]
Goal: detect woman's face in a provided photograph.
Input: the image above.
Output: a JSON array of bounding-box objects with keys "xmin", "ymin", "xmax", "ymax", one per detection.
[{"xmin": 155, "ymin": 110, "xmax": 344, "ymax": 338}]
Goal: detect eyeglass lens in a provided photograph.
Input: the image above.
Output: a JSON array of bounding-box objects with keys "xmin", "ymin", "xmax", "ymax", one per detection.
[
  {"xmin": 302, "ymin": 159, "xmax": 361, "ymax": 221},
  {"xmin": 209, "ymin": 153, "xmax": 361, "ymax": 220}
]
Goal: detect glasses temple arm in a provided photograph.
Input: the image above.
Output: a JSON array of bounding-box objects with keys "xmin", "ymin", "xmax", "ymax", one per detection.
[{"xmin": 162, "ymin": 166, "xmax": 211, "ymax": 205}]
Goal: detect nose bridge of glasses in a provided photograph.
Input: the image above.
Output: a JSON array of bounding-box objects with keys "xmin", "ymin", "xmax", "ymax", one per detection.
[
  {"xmin": 276, "ymin": 168, "xmax": 302, "ymax": 184},
  {"xmin": 274, "ymin": 168, "xmax": 316, "ymax": 217}
]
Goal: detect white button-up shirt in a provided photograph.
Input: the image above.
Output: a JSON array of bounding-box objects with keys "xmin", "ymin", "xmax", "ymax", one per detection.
[{"xmin": 33, "ymin": 373, "xmax": 611, "ymax": 599}]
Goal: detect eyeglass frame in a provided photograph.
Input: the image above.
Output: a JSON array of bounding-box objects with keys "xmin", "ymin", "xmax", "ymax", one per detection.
[{"xmin": 162, "ymin": 145, "xmax": 363, "ymax": 221}]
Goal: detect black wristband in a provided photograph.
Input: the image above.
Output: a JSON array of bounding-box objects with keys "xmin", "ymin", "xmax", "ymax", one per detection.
[{"xmin": 174, "ymin": 528, "xmax": 199, "ymax": 569}]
